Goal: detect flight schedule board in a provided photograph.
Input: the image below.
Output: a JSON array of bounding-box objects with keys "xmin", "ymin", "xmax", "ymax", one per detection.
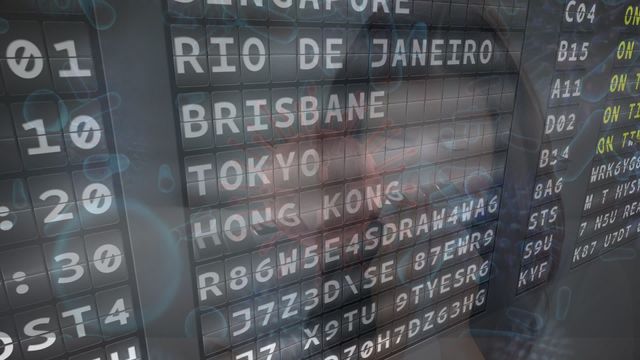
[{"xmin": 1, "ymin": 0, "xmax": 640, "ymax": 359}]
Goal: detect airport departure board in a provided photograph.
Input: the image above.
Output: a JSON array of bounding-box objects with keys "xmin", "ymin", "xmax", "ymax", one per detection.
[{"xmin": 0, "ymin": 0, "xmax": 639, "ymax": 359}]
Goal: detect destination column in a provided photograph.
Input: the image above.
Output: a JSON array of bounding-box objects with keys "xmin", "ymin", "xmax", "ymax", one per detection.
[{"xmin": 164, "ymin": 0, "xmax": 530, "ymax": 359}]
